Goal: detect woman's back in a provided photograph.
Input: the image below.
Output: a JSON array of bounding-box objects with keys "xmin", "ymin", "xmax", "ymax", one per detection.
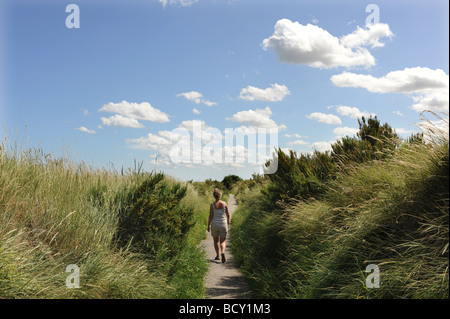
[{"xmin": 212, "ymin": 201, "xmax": 227, "ymax": 224}]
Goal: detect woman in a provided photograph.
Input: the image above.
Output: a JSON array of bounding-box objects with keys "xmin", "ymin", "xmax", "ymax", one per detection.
[{"xmin": 207, "ymin": 188, "xmax": 230, "ymax": 263}]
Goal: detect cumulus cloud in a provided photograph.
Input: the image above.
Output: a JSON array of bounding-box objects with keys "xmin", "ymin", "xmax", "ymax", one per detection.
[
  {"xmin": 340, "ymin": 23, "xmax": 393, "ymax": 48},
  {"xmin": 128, "ymin": 131, "xmax": 174, "ymax": 151},
  {"xmin": 311, "ymin": 141, "xmax": 333, "ymax": 152},
  {"xmin": 100, "ymin": 115, "xmax": 144, "ymax": 128},
  {"xmin": 285, "ymin": 133, "xmax": 306, "ymax": 138},
  {"xmin": 126, "ymin": 119, "xmax": 276, "ymax": 168},
  {"xmin": 98, "ymin": 100, "xmax": 170, "ymax": 128},
  {"xmin": 411, "ymin": 91, "xmax": 449, "ymax": 113},
  {"xmin": 177, "ymin": 91, "xmax": 202, "ymax": 103},
  {"xmin": 287, "ymin": 139, "xmax": 309, "ymax": 146},
  {"xmin": 306, "ymin": 112, "xmax": 342, "ymax": 125},
  {"xmin": 331, "ymin": 67, "xmax": 449, "ymax": 112},
  {"xmin": 333, "ymin": 126, "xmax": 359, "ymax": 137},
  {"xmin": 394, "ymin": 128, "xmax": 415, "ymax": 135},
  {"xmin": 239, "ymin": 83, "xmax": 290, "ymax": 102},
  {"xmin": 335, "ymin": 105, "xmax": 376, "ymax": 119},
  {"xmin": 416, "ymin": 117, "xmax": 449, "ymax": 142},
  {"xmin": 77, "ymin": 126, "xmax": 96, "ymax": 134},
  {"xmin": 176, "ymin": 120, "xmax": 223, "ymax": 144},
  {"xmin": 231, "ymin": 106, "xmax": 286, "ymax": 130},
  {"xmin": 176, "ymin": 91, "xmax": 217, "ymax": 106},
  {"xmin": 159, "ymin": 0, "xmax": 198, "ymax": 8},
  {"xmin": 262, "ymin": 19, "xmax": 393, "ymax": 69}
]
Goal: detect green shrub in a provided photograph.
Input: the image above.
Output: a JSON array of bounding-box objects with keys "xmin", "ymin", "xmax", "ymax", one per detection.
[
  {"xmin": 222, "ymin": 175, "xmax": 242, "ymax": 190},
  {"xmin": 116, "ymin": 173, "xmax": 195, "ymax": 258},
  {"xmin": 261, "ymin": 149, "xmax": 336, "ymax": 212},
  {"xmin": 233, "ymin": 114, "xmax": 449, "ymax": 298},
  {"xmin": 0, "ymin": 138, "xmax": 208, "ymax": 298}
]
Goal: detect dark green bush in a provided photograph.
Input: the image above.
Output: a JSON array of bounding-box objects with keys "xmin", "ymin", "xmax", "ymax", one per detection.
[
  {"xmin": 221, "ymin": 174, "xmax": 242, "ymax": 190},
  {"xmin": 261, "ymin": 149, "xmax": 336, "ymax": 212},
  {"xmin": 116, "ymin": 173, "xmax": 195, "ymax": 258},
  {"xmin": 331, "ymin": 116, "xmax": 399, "ymax": 165},
  {"xmin": 233, "ymin": 115, "xmax": 448, "ymax": 298}
]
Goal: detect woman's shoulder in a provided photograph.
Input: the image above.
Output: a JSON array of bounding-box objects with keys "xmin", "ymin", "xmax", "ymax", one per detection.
[{"xmin": 212, "ymin": 201, "xmax": 227, "ymax": 208}]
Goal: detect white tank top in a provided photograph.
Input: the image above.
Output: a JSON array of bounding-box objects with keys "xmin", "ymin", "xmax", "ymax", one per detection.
[{"xmin": 211, "ymin": 202, "xmax": 227, "ymax": 224}]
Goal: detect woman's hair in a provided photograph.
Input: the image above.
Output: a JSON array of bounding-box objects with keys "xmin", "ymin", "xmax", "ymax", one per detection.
[{"xmin": 213, "ymin": 188, "xmax": 222, "ymax": 200}]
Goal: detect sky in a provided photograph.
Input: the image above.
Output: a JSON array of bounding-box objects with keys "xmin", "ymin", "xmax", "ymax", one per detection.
[{"xmin": 0, "ymin": 0, "xmax": 448, "ymax": 181}]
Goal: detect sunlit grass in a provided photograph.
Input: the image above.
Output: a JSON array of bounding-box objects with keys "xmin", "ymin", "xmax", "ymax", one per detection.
[
  {"xmin": 0, "ymin": 136, "xmax": 211, "ymax": 298},
  {"xmin": 232, "ymin": 112, "xmax": 449, "ymax": 298}
]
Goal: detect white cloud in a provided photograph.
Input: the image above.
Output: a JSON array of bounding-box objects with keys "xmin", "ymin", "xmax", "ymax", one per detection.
[
  {"xmin": 394, "ymin": 128, "xmax": 415, "ymax": 135},
  {"xmin": 77, "ymin": 126, "xmax": 96, "ymax": 134},
  {"xmin": 193, "ymin": 108, "xmax": 201, "ymax": 114},
  {"xmin": 331, "ymin": 67, "xmax": 449, "ymax": 112},
  {"xmin": 333, "ymin": 126, "xmax": 359, "ymax": 137},
  {"xmin": 126, "ymin": 119, "xmax": 275, "ymax": 168},
  {"xmin": 233, "ymin": 126, "xmax": 259, "ymax": 135},
  {"xmin": 306, "ymin": 112, "xmax": 342, "ymax": 125},
  {"xmin": 416, "ymin": 117, "xmax": 449, "ymax": 142},
  {"xmin": 128, "ymin": 132, "xmax": 174, "ymax": 150},
  {"xmin": 176, "ymin": 91, "xmax": 217, "ymax": 106},
  {"xmin": 280, "ymin": 147, "xmax": 294, "ymax": 155},
  {"xmin": 98, "ymin": 101, "xmax": 170, "ymax": 127},
  {"xmin": 159, "ymin": 0, "xmax": 198, "ymax": 8},
  {"xmin": 177, "ymin": 91, "xmax": 203, "ymax": 104},
  {"xmin": 393, "ymin": 110, "xmax": 404, "ymax": 117},
  {"xmin": 311, "ymin": 141, "xmax": 333, "ymax": 152},
  {"xmin": 202, "ymin": 100, "xmax": 217, "ymax": 107},
  {"xmin": 285, "ymin": 133, "xmax": 306, "ymax": 138},
  {"xmin": 262, "ymin": 19, "xmax": 392, "ymax": 69},
  {"xmin": 178, "ymin": 119, "xmax": 209, "ymax": 132},
  {"xmin": 331, "ymin": 67, "xmax": 448, "ymax": 94},
  {"xmin": 411, "ymin": 91, "xmax": 449, "ymax": 113},
  {"xmin": 176, "ymin": 120, "xmax": 223, "ymax": 145},
  {"xmin": 231, "ymin": 106, "xmax": 286, "ymax": 130},
  {"xmin": 101, "ymin": 115, "xmax": 144, "ymax": 128},
  {"xmin": 341, "ymin": 23, "xmax": 393, "ymax": 48},
  {"xmin": 335, "ymin": 105, "xmax": 376, "ymax": 119},
  {"xmin": 287, "ymin": 139, "xmax": 309, "ymax": 146},
  {"xmin": 239, "ymin": 83, "xmax": 290, "ymax": 102}
]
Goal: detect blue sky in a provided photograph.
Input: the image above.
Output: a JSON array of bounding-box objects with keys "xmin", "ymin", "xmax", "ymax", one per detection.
[{"xmin": 1, "ymin": 0, "xmax": 448, "ymax": 181}]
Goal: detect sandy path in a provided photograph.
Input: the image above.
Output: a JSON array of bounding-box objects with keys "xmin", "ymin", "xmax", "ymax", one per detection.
[{"xmin": 199, "ymin": 194, "xmax": 252, "ymax": 299}]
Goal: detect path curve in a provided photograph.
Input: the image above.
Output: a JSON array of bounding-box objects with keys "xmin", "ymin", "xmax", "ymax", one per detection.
[{"xmin": 199, "ymin": 194, "xmax": 252, "ymax": 299}]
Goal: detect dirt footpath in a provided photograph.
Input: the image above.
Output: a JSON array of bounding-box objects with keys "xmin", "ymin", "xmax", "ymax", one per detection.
[{"xmin": 199, "ymin": 194, "xmax": 252, "ymax": 299}]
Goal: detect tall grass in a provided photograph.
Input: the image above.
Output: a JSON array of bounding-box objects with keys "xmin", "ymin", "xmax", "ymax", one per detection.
[
  {"xmin": 232, "ymin": 113, "xmax": 449, "ymax": 298},
  {"xmin": 0, "ymin": 137, "xmax": 210, "ymax": 298}
]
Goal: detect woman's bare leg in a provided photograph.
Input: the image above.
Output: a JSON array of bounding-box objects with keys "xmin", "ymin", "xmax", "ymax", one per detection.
[
  {"xmin": 220, "ymin": 237, "xmax": 226, "ymax": 254},
  {"xmin": 213, "ymin": 237, "xmax": 220, "ymax": 258},
  {"xmin": 220, "ymin": 237, "xmax": 227, "ymax": 263}
]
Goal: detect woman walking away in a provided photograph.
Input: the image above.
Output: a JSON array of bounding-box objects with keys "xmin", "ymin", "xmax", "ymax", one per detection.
[{"xmin": 207, "ymin": 188, "xmax": 230, "ymax": 263}]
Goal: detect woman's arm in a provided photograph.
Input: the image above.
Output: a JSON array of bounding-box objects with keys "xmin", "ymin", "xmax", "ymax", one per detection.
[
  {"xmin": 225, "ymin": 204, "xmax": 230, "ymax": 226},
  {"xmin": 207, "ymin": 204, "xmax": 213, "ymax": 232}
]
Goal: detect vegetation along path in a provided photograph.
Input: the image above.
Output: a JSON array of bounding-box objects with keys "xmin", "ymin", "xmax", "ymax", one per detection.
[{"xmin": 199, "ymin": 194, "xmax": 252, "ymax": 299}]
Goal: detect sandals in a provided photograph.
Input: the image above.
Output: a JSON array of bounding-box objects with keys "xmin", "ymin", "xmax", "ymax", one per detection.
[{"xmin": 214, "ymin": 254, "xmax": 227, "ymax": 263}]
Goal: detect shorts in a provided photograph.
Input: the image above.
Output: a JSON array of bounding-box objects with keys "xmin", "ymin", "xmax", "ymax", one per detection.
[{"xmin": 211, "ymin": 223, "xmax": 227, "ymax": 238}]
